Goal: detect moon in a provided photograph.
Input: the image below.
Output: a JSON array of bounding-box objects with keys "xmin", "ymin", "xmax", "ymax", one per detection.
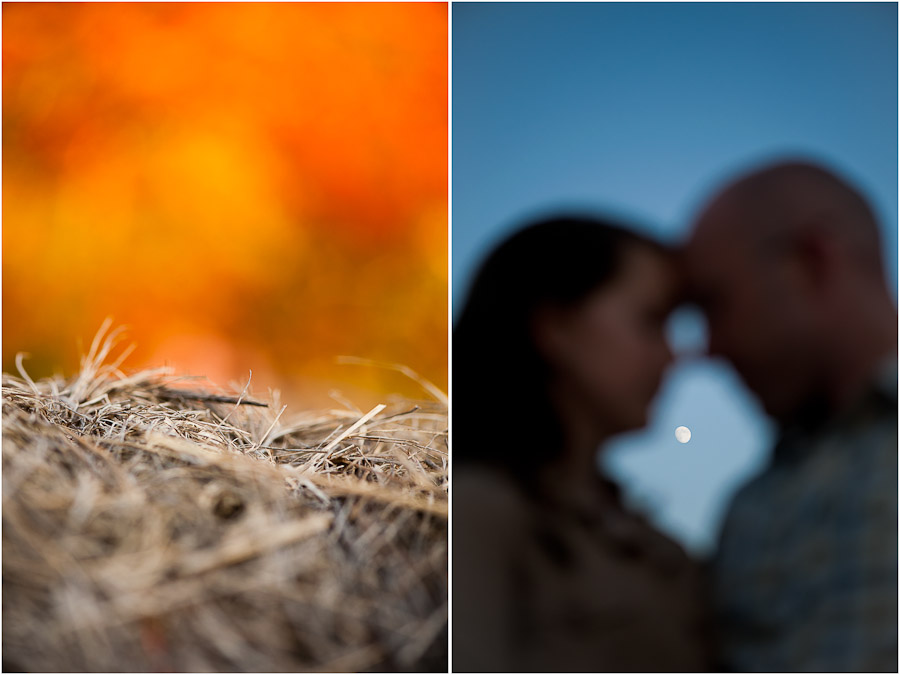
[{"xmin": 675, "ymin": 426, "xmax": 692, "ymax": 443}]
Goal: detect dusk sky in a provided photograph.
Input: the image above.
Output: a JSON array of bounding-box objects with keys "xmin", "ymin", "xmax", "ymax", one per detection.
[{"xmin": 452, "ymin": 1, "xmax": 897, "ymax": 554}]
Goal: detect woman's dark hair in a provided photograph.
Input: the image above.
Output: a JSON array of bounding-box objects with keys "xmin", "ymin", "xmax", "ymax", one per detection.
[{"xmin": 452, "ymin": 214, "xmax": 667, "ymax": 480}]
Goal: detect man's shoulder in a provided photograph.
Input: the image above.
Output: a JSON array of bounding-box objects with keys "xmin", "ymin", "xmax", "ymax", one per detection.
[
  {"xmin": 722, "ymin": 463, "xmax": 777, "ymax": 517},
  {"xmin": 713, "ymin": 464, "xmax": 779, "ymax": 555},
  {"xmin": 717, "ymin": 393, "xmax": 898, "ymax": 551}
]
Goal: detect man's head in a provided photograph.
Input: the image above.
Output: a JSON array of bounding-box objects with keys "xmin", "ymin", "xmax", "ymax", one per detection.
[{"xmin": 685, "ymin": 159, "xmax": 889, "ymax": 423}]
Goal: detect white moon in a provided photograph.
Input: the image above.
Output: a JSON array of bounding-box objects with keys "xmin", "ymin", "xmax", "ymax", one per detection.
[{"xmin": 675, "ymin": 426, "xmax": 692, "ymax": 443}]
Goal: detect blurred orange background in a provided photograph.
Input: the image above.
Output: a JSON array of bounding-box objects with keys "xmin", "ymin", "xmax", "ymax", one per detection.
[{"xmin": 3, "ymin": 2, "xmax": 448, "ymax": 407}]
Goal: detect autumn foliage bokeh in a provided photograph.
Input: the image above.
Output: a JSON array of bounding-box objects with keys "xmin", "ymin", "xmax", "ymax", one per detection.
[{"xmin": 3, "ymin": 3, "xmax": 448, "ymax": 406}]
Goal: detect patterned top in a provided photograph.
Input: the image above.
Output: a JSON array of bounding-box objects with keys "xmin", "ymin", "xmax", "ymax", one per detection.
[
  {"xmin": 713, "ymin": 360, "xmax": 898, "ymax": 672},
  {"xmin": 453, "ymin": 465, "xmax": 711, "ymax": 672}
]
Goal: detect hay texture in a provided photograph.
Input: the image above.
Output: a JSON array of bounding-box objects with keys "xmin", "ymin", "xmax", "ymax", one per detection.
[{"xmin": 2, "ymin": 327, "xmax": 448, "ymax": 672}]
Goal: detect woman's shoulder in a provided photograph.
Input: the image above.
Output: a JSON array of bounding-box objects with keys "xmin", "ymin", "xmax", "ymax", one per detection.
[
  {"xmin": 454, "ymin": 464, "xmax": 528, "ymax": 509},
  {"xmin": 453, "ymin": 464, "xmax": 534, "ymax": 537},
  {"xmin": 607, "ymin": 498, "xmax": 696, "ymax": 571}
]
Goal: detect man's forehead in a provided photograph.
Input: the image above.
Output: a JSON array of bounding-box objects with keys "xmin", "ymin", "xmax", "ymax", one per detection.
[
  {"xmin": 685, "ymin": 199, "xmax": 750, "ymax": 297},
  {"xmin": 688, "ymin": 215, "xmax": 741, "ymax": 268},
  {"xmin": 693, "ymin": 188, "xmax": 749, "ymax": 240}
]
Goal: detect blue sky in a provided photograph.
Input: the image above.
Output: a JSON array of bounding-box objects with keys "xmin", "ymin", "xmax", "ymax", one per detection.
[{"xmin": 452, "ymin": 2, "xmax": 898, "ymax": 555}]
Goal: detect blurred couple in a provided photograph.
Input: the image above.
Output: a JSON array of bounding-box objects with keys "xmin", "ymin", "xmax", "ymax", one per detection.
[{"xmin": 452, "ymin": 159, "xmax": 897, "ymax": 672}]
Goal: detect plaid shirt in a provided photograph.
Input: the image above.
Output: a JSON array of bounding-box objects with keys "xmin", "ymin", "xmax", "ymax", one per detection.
[{"xmin": 713, "ymin": 360, "xmax": 898, "ymax": 672}]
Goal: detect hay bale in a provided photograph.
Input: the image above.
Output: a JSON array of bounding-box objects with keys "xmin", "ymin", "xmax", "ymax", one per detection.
[{"xmin": 2, "ymin": 331, "xmax": 447, "ymax": 672}]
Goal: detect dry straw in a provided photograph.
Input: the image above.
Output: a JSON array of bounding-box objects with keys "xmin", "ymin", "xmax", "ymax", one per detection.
[{"xmin": 3, "ymin": 322, "xmax": 448, "ymax": 672}]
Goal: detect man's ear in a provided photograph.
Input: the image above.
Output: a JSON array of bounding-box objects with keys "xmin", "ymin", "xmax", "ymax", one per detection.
[{"xmin": 791, "ymin": 222, "xmax": 838, "ymax": 293}]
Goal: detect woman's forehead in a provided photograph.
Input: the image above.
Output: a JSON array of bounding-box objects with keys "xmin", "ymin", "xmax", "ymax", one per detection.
[{"xmin": 622, "ymin": 245, "xmax": 685, "ymax": 301}]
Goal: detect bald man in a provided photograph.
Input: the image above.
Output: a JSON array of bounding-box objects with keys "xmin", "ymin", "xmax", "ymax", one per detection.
[{"xmin": 686, "ymin": 160, "xmax": 897, "ymax": 672}]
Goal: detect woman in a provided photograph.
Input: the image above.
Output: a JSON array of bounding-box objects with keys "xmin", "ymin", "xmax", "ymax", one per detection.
[{"xmin": 452, "ymin": 215, "xmax": 710, "ymax": 672}]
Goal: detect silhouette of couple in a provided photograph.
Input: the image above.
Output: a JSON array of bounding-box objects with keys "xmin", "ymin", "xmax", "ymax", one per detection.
[{"xmin": 453, "ymin": 159, "xmax": 898, "ymax": 672}]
